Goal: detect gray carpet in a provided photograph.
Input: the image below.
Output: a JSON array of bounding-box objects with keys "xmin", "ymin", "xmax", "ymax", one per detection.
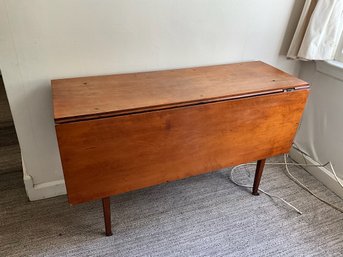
[
  {"xmin": 0, "ymin": 76, "xmax": 21, "ymax": 175},
  {"xmin": 1, "ymin": 155, "xmax": 343, "ymax": 257}
]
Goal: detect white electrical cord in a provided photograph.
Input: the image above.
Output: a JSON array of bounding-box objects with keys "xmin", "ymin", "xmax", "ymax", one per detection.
[
  {"xmin": 329, "ymin": 161, "xmax": 343, "ymax": 188},
  {"xmin": 292, "ymin": 143, "xmax": 343, "ymax": 189},
  {"xmin": 229, "ymin": 146, "xmax": 343, "ymax": 214},
  {"xmin": 283, "ymin": 151, "xmax": 343, "ymax": 213},
  {"xmin": 229, "ymin": 163, "xmax": 303, "ymax": 214}
]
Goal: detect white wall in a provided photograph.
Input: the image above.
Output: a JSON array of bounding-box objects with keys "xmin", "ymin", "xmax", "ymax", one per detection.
[
  {"xmin": 0, "ymin": 0, "xmax": 304, "ymax": 200},
  {"xmin": 292, "ymin": 61, "xmax": 343, "ymax": 198}
]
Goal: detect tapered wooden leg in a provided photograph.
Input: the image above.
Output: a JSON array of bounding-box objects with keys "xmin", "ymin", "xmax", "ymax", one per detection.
[
  {"xmin": 252, "ymin": 159, "xmax": 266, "ymax": 196},
  {"xmin": 102, "ymin": 197, "xmax": 113, "ymax": 236}
]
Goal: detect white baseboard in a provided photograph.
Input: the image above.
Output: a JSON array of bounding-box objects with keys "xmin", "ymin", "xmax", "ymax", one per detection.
[
  {"xmin": 23, "ymin": 174, "xmax": 66, "ymax": 201},
  {"xmin": 22, "ymin": 158, "xmax": 66, "ymax": 201},
  {"xmin": 289, "ymin": 147, "xmax": 343, "ymax": 199}
]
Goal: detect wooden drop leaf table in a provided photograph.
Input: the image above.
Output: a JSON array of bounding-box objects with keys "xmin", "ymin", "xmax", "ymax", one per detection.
[{"xmin": 52, "ymin": 61, "xmax": 309, "ymax": 236}]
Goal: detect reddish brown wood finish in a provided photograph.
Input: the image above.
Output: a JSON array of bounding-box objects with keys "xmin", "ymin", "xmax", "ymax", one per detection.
[
  {"xmin": 102, "ymin": 197, "xmax": 112, "ymax": 236},
  {"xmin": 252, "ymin": 159, "xmax": 266, "ymax": 196},
  {"xmin": 56, "ymin": 90, "xmax": 309, "ymax": 204},
  {"xmin": 53, "ymin": 61, "xmax": 310, "ymax": 236},
  {"xmin": 52, "ymin": 61, "xmax": 308, "ymax": 123}
]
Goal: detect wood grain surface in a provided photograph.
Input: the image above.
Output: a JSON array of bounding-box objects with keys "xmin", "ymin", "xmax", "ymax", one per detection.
[
  {"xmin": 52, "ymin": 61, "xmax": 309, "ymax": 123},
  {"xmin": 56, "ymin": 89, "xmax": 309, "ymax": 204}
]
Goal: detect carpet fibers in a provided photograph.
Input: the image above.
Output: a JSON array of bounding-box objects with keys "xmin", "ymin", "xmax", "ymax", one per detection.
[{"xmin": 1, "ymin": 156, "xmax": 343, "ymax": 257}]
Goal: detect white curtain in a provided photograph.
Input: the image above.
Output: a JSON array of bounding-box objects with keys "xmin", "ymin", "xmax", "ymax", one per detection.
[{"xmin": 287, "ymin": 0, "xmax": 343, "ymax": 60}]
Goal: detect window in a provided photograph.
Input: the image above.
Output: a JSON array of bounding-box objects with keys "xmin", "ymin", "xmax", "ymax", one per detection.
[
  {"xmin": 335, "ymin": 32, "xmax": 343, "ymax": 62},
  {"xmin": 316, "ymin": 31, "xmax": 343, "ymax": 81}
]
